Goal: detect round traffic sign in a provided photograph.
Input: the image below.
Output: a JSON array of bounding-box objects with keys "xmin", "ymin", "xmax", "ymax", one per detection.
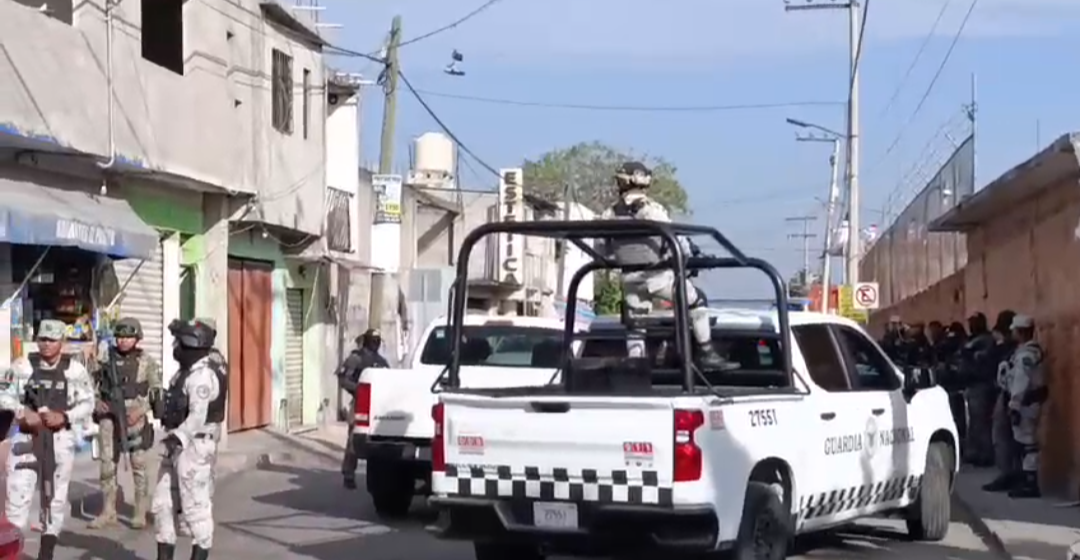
[{"xmin": 856, "ymin": 284, "xmax": 878, "ymax": 307}]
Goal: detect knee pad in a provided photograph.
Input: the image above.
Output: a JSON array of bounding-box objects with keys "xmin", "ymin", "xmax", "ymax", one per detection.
[{"xmin": 688, "ymin": 286, "xmax": 707, "ymax": 309}]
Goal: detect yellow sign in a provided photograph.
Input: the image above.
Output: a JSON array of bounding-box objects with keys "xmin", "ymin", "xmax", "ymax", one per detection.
[{"xmin": 838, "ymin": 285, "xmax": 869, "ymax": 324}]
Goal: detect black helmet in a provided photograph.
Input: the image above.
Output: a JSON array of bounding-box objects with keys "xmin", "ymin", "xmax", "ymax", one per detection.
[
  {"xmin": 357, "ymin": 328, "xmax": 381, "ymax": 346},
  {"xmin": 114, "ymin": 317, "xmax": 143, "ymax": 339},
  {"xmin": 170, "ymin": 320, "xmax": 216, "ymax": 350},
  {"xmin": 614, "ymin": 161, "xmax": 652, "ymax": 192}
]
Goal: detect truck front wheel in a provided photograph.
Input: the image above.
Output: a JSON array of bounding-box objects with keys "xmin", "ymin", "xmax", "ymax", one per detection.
[
  {"xmin": 367, "ymin": 460, "xmax": 415, "ymax": 517},
  {"xmin": 905, "ymin": 441, "xmax": 953, "ymax": 541}
]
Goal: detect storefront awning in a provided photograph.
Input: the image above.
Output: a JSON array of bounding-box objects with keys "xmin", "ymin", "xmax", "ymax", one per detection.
[{"xmin": 0, "ymin": 177, "xmax": 159, "ymax": 259}]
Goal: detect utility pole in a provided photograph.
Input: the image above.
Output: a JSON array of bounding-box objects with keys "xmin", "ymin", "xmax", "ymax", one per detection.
[
  {"xmin": 786, "ymin": 215, "xmax": 818, "ymax": 287},
  {"xmin": 785, "ymin": 0, "xmax": 862, "ymax": 285},
  {"xmin": 370, "ymin": 15, "xmax": 402, "ymax": 362}
]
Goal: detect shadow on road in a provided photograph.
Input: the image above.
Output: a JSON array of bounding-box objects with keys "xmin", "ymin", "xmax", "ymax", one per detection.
[
  {"xmin": 793, "ymin": 520, "xmax": 1009, "ymax": 559},
  {"xmin": 215, "ymin": 459, "xmax": 460, "ymax": 560}
]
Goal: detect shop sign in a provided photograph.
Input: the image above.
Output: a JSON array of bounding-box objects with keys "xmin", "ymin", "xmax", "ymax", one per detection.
[
  {"xmin": 373, "ymin": 174, "xmax": 402, "ymax": 225},
  {"xmin": 55, "ymin": 219, "xmax": 116, "ymax": 248},
  {"xmin": 497, "ymin": 168, "xmax": 524, "ymax": 286}
]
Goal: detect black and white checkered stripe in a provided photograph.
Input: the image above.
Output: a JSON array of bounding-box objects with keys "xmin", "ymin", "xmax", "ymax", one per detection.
[
  {"xmin": 443, "ymin": 464, "xmax": 674, "ymax": 506},
  {"xmin": 799, "ymin": 475, "xmax": 922, "ymax": 520}
]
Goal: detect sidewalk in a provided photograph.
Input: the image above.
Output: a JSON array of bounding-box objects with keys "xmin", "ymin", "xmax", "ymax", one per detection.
[{"xmin": 955, "ymin": 466, "xmax": 1080, "ymax": 559}]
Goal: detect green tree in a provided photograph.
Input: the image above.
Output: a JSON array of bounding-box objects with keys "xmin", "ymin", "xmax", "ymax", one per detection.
[
  {"xmin": 522, "ymin": 141, "xmax": 689, "ymax": 214},
  {"xmin": 522, "ymin": 142, "xmax": 691, "ymax": 315}
]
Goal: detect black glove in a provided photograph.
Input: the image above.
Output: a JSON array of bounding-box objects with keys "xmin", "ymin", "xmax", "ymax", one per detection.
[
  {"xmin": 1010, "ymin": 410, "xmax": 1021, "ymax": 426},
  {"xmin": 163, "ymin": 433, "xmax": 182, "ymax": 454}
]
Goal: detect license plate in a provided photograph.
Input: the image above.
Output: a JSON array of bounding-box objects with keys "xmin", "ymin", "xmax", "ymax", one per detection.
[{"xmin": 532, "ymin": 502, "xmax": 578, "ymax": 530}]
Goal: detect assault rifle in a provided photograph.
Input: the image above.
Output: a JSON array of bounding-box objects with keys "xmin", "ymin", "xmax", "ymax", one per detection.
[
  {"xmin": 23, "ymin": 386, "xmax": 56, "ymax": 525},
  {"xmin": 102, "ymin": 351, "xmax": 143, "ymax": 461}
]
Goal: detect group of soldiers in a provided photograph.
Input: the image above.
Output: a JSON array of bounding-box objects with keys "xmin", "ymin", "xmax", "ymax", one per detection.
[
  {"xmin": 880, "ymin": 309, "xmax": 1046, "ymax": 498},
  {"xmin": 0, "ymin": 315, "xmax": 228, "ymax": 560}
]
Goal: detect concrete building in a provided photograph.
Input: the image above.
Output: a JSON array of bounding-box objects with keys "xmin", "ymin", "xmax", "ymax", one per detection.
[{"xmin": 0, "ymin": 0, "xmax": 337, "ymax": 433}]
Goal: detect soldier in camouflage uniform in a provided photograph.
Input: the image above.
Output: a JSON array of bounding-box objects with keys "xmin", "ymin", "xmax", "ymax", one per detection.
[
  {"xmin": 88, "ymin": 317, "xmax": 163, "ymax": 529},
  {"xmin": 601, "ymin": 161, "xmax": 733, "ymax": 369}
]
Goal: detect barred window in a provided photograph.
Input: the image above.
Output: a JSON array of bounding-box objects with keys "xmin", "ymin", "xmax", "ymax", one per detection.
[
  {"xmin": 326, "ymin": 187, "xmax": 353, "ymax": 252},
  {"xmin": 271, "ymin": 49, "xmax": 293, "ymax": 134}
]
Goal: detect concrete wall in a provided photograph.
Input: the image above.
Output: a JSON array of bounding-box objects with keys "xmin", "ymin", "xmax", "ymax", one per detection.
[
  {"xmin": 325, "ymin": 90, "xmax": 361, "ymax": 258},
  {"xmin": 0, "ymin": 0, "xmax": 326, "ymax": 234},
  {"xmin": 961, "ymin": 175, "xmax": 1080, "ymax": 497}
]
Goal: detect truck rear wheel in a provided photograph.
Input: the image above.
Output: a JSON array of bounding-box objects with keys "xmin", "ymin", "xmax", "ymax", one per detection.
[
  {"xmin": 732, "ymin": 481, "xmax": 789, "ymax": 560},
  {"xmin": 367, "ymin": 460, "xmax": 415, "ymax": 518},
  {"xmin": 473, "ymin": 542, "xmax": 544, "ymax": 560},
  {"xmin": 905, "ymin": 441, "xmax": 953, "ymax": 541}
]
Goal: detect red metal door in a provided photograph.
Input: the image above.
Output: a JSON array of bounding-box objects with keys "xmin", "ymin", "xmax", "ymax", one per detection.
[{"xmin": 227, "ymin": 259, "xmax": 274, "ymax": 432}]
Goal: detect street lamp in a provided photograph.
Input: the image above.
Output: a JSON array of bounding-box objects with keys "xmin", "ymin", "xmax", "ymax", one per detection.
[{"xmin": 786, "ymin": 117, "xmax": 843, "ymax": 313}]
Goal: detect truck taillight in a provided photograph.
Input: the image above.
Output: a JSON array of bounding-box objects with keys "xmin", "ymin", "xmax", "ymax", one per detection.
[
  {"xmin": 674, "ymin": 409, "xmax": 705, "ymax": 482},
  {"xmin": 432, "ymin": 403, "xmax": 446, "ymax": 472},
  {"xmin": 354, "ymin": 383, "xmax": 372, "ymax": 428}
]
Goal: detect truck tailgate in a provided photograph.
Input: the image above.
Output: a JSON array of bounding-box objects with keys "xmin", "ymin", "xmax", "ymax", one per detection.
[
  {"xmin": 440, "ymin": 395, "xmax": 676, "ymax": 504},
  {"xmin": 362, "ymin": 367, "xmax": 560, "ymax": 439}
]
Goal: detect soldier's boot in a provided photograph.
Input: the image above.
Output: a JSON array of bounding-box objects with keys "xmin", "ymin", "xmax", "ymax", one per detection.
[
  {"xmin": 130, "ymin": 489, "xmax": 150, "ymax": 529},
  {"xmin": 88, "ymin": 488, "xmax": 119, "ymax": 528},
  {"xmin": 697, "ymin": 342, "xmax": 740, "ymax": 371},
  {"xmin": 156, "ymin": 542, "xmax": 176, "ymax": 560},
  {"xmin": 37, "ymin": 534, "xmax": 58, "ymax": 560},
  {"xmin": 1008, "ymin": 472, "xmax": 1041, "ymax": 498},
  {"xmin": 982, "ymin": 473, "xmax": 1018, "ymax": 492},
  {"xmin": 190, "ymin": 545, "xmax": 210, "ymax": 560}
]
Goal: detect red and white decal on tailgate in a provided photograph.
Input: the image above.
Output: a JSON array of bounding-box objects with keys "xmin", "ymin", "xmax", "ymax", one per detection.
[
  {"xmin": 623, "ymin": 441, "xmax": 654, "ymax": 467},
  {"xmin": 457, "ymin": 435, "xmax": 485, "ymax": 456}
]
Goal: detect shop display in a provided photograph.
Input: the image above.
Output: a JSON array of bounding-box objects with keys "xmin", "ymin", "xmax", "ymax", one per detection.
[{"xmin": 9, "ymin": 246, "xmax": 101, "ymax": 358}]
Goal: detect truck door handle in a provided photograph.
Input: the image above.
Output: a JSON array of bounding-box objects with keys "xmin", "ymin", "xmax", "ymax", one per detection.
[
  {"xmin": 871, "ymin": 408, "xmax": 885, "ymax": 416},
  {"xmin": 820, "ymin": 412, "xmax": 836, "ymax": 420},
  {"xmin": 530, "ymin": 402, "xmax": 570, "ymax": 413}
]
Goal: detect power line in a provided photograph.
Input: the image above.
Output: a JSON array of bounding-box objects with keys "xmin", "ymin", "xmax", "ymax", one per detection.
[
  {"xmin": 872, "ymin": 0, "xmax": 979, "ymax": 169},
  {"xmin": 399, "ymin": 0, "xmax": 505, "ymax": 48},
  {"xmin": 877, "ymin": 0, "xmax": 953, "ymax": 118},
  {"xmin": 849, "ymin": 0, "xmax": 870, "ymax": 95},
  {"xmin": 323, "ymin": 43, "xmax": 502, "ymax": 178},
  {"xmin": 398, "ymin": 69, "xmax": 502, "ymax": 177},
  {"xmin": 412, "ymin": 89, "xmax": 845, "ymax": 112}
]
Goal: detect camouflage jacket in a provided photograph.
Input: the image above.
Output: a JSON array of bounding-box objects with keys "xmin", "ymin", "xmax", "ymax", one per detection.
[{"xmin": 93, "ymin": 350, "xmax": 163, "ymax": 418}]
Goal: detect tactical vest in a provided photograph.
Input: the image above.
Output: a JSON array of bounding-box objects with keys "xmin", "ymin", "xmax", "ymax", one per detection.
[
  {"xmin": 25, "ymin": 353, "xmax": 71, "ymax": 412},
  {"xmin": 607, "ymin": 199, "xmax": 665, "ymax": 266},
  {"xmin": 162, "ymin": 358, "xmax": 228, "ymax": 430},
  {"xmin": 111, "ymin": 349, "xmax": 150, "ymax": 400}
]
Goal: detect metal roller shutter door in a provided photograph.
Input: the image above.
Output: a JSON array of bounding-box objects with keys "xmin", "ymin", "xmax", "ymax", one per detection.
[
  {"xmin": 112, "ymin": 239, "xmax": 165, "ymax": 367},
  {"xmin": 285, "ymin": 288, "xmax": 305, "ymax": 427}
]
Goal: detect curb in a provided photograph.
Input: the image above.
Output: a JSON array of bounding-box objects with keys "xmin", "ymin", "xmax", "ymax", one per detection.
[{"xmin": 952, "ymin": 492, "xmax": 1014, "ymax": 560}]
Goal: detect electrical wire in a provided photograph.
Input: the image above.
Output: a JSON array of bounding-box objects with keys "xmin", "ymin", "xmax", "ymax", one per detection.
[
  {"xmin": 397, "ymin": 69, "xmax": 502, "ymax": 177},
  {"xmin": 877, "ymin": 0, "xmax": 953, "ymax": 118},
  {"xmin": 872, "ymin": 0, "xmax": 979, "ymax": 169},
  {"xmin": 399, "ymin": 0, "xmax": 505, "ymax": 48},
  {"xmin": 849, "ymin": 0, "xmax": 870, "ymax": 96},
  {"xmin": 412, "ymin": 89, "xmax": 845, "ymax": 112}
]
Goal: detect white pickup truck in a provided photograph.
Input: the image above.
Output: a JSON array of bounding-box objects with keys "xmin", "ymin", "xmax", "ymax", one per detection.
[
  {"xmin": 351, "ymin": 313, "xmax": 584, "ymax": 517},
  {"xmin": 429, "ymin": 310, "xmax": 958, "ymax": 560}
]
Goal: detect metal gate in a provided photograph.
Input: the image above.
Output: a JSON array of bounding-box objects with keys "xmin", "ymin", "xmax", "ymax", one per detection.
[
  {"xmin": 111, "ymin": 238, "xmax": 164, "ymax": 366},
  {"xmin": 285, "ymin": 288, "xmax": 305, "ymax": 427}
]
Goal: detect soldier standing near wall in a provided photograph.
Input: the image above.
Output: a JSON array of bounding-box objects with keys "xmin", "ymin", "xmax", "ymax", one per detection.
[{"xmin": 1005, "ymin": 314, "xmax": 1046, "ymax": 498}]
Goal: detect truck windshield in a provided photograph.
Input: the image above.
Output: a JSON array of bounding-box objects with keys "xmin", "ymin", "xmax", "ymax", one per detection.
[{"xmin": 420, "ymin": 326, "xmax": 564, "ymax": 368}]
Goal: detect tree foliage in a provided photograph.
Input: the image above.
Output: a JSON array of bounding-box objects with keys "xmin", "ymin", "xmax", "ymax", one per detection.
[
  {"xmin": 522, "ymin": 141, "xmax": 689, "ymax": 214},
  {"xmin": 592, "ymin": 274, "xmax": 624, "ymax": 315}
]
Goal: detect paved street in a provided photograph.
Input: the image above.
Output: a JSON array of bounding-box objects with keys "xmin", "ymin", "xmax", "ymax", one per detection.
[{"xmin": 18, "ymin": 433, "xmax": 998, "ymax": 559}]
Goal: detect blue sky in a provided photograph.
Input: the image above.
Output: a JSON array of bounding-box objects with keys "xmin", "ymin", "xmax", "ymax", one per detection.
[{"xmin": 318, "ymin": 0, "xmax": 1080, "ymax": 298}]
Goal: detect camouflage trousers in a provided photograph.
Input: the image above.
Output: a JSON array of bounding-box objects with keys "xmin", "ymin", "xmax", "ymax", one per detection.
[
  {"xmin": 152, "ymin": 435, "xmax": 218, "ymax": 549},
  {"xmin": 97, "ymin": 418, "xmax": 151, "ymax": 504},
  {"xmin": 5, "ymin": 429, "xmax": 76, "ymax": 536}
]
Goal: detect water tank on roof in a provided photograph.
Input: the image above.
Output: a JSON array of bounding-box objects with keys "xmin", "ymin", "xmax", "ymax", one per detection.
[{"xmin": 414, "ymin": 132, "xmax": 455, "ymax": 176}]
